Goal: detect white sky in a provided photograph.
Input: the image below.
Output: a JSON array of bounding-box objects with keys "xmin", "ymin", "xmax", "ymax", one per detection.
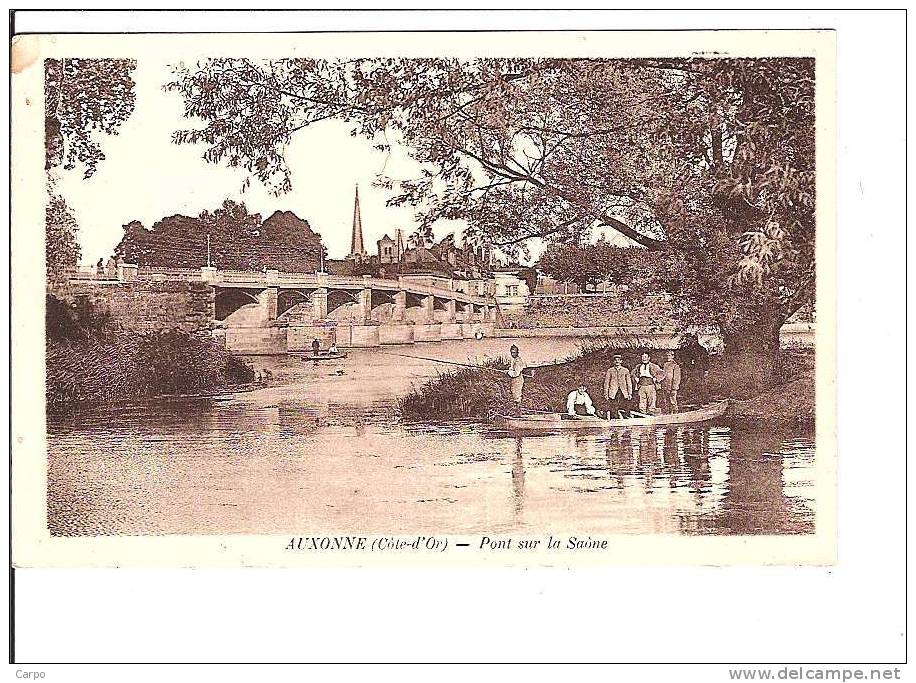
[
  {"xmin": 57, "ymin": 58, "xmax": 634, "ymax": 266},
  {"xmin": 57, "ymin": 59, "xmax": 468, "ymax": 265}
]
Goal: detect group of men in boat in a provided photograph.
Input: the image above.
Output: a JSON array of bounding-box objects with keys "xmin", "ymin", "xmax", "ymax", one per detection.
[
  {"xmin": 507, "ymin": 343, "xmax": 707, "ymax": 420},
  {"xmin": 605, "ymin": 350, "xmax": 681, "ymax": 417}
]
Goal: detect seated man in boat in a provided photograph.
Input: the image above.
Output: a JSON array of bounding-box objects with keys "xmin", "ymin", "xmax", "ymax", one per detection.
[
  {"xmin": 604, "ymin": 354, "xmax": 633, "ymax": 419},
  {"xmin": 328, "ymin": 343, "xmax": 339, "ymax": 355},
  {"xmin": 566, "ymin": 385, "xmax": 598, "ymax": 418},
  {"xmin": 631, "ymin": 352, "xmax": 663, "ymax": 414}
]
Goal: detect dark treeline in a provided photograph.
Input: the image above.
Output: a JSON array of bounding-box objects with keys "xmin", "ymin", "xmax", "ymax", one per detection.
[{"xmin": 113, "ymin": 200, "xmax": 324, "ymax": 272}]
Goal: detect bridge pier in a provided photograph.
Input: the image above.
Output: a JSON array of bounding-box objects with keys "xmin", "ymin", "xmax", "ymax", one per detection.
[
  {"xmin": 336, "ymin": 323, "xmax": 381, "ymax": 348},
  {"xmin": 441, "ymin": 299, "xmax": 462, "ymax": 339},
  {"xmin": 413, "ymin": 323, "xmax": 442, "ymax": 342},
  {"xmin": 358, "ymin": 278, "xmax": 373, "ymax": 324},
  {"xmin": 260, "ymin": 288, "xmax": 278, "ymax": 320},
  {"xmin": 420, "ymin": 295, "xmax": 435, "ymax": 323},
  {"xmin": 379, "ymin": 323, "xmax": 414, "ymax": 345},
  {"xmin": 440, "ymin": 323, "xmax": 463, "ymax": 340},
  {"xmin": 312, "ymin": 288, "xmax": 328, "ymax": 319},
  {"xmin": 392, "ymin": 291, "xmax": 407, "ymax": 322}
]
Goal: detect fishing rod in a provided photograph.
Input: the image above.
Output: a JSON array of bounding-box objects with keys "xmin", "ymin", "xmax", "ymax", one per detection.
[{"xmin": 376, "ymin": 351, "xmax": 534, "ymax": 377}]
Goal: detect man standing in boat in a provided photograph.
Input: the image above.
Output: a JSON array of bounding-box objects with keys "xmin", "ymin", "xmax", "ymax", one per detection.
[
  {"xmin": 604, "ymin": 354, "xmax": 633, "ymax": 419},
  {"xmin": 660, "ymin": 350, "xmax": 682, "ymax": 413},
  {"xmin": 506, "ymin": 344, "xmax": 527, "ymax": 415},
  {"xmin": 680, "ymin": 333, "xmax": 710, "ymax": 403},
  {"xmin": 632, "ymin": 351, "xmax": 663, "ymax": 414},
  {"xmin": 311, "ymin": 338, "xmax": 321, "ymax": 357}
]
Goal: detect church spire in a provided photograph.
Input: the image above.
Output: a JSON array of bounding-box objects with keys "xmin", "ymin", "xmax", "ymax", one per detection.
[{"xmin": 350, "ymin": 184, "xmax": 366, "ymax": 259}]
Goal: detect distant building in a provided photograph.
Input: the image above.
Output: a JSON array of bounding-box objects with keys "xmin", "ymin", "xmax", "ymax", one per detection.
[
  {"xmin": 377, "ymin": 228, "xmax": 405, "ymax": 265},
  {"xmin": 491, "ymin": 269, "xmax": 532, "ymax": 312},
  {"xmin": 329, "ymin": 188, "xmax": 506, "ymax": 287},
  {"xmin": 402, "ymin": 246, "xmax": 443, "ymax": 268},
  {"xmin": 377, "ymin": 234, "xmax": 396, "ymax": 263}
]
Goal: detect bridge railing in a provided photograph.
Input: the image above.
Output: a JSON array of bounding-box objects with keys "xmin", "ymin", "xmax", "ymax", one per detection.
[
  {"xmin": 218, "ymin": 269, "xmax": 273, "ymax": 283},
  {"xmin": 137, "ymin": 266, "xmax": 202, "ymax": 281},
  {"xmin": 274, "ymin": 272, "xmax": 321, "ymax": 285},
  {"xmin": 69, "ymin": 265, "xmax": 497, "ymax": 305},
  {"xmin": 68, "ymin": 268, "xmax": 116, "ymax": 281}
]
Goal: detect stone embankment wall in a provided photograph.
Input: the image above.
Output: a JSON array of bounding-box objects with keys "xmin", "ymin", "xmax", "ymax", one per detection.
[
  {"xmin": 60, "ymin": 280, "xmax": 215, "ymax": 335},
  {"xmin": 501, "ymin": 293, "xmax": 674, "ymax": 330}
]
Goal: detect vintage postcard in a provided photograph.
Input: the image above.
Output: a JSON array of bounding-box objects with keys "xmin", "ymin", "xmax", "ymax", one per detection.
[{"xmin": 11, "ymin": 29, "xmax": 836, "ymax": 567}]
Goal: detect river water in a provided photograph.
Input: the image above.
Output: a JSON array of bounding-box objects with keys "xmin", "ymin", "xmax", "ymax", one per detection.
[{"xmin": 47, "ymin": 337, "xmax": 816, "ymax": 536}]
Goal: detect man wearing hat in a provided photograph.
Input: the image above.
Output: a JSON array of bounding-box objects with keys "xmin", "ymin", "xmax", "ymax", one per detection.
[
  {"xmin": 631, "ymin": 351, "xmax": 663, "ymax": 414},
  {"xmin": 660, "ymin": 349, "xmax": 682, "ymax": 413},
  {"xmin": 604, "ymin": 353, "xmax": 633, "ymax": 419}
]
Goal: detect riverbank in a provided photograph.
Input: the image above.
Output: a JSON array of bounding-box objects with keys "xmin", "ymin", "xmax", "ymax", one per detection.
[
  {"xmin": 727, "ymin": 351, "xmax": 816, "ymax": 425},
  {"xmin": 399, "ymin": 344, "xmax": 815, "ymax": 426},
  {"xmin": 46, "ymin": 330, "xmax": 254, "ymax": 408},
  {"xmin": 46, "ymin": 292, "xmax": 255, "ymax": 408}
]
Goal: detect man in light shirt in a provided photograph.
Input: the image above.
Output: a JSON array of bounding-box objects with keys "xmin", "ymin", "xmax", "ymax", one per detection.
[
  {"xmin": 631, "ymin": 352, "xmax": 663, "ymax": 414},
  {"xmin": 506, "ymin": 344, "xmax": 527, "ymax": 414},
  {"xmin": 566, "ymin": 385, "xmax": 597, "ymax": 417}
]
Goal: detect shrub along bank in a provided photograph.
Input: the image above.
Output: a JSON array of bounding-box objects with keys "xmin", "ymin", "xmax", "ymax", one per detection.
[
  {"xmin": 399, "ymin": 343, "xmax": 815, "ymax": 426},
  {"xmin": 46, "ymin": 294, "xmax": 254, "ymax": 408}
]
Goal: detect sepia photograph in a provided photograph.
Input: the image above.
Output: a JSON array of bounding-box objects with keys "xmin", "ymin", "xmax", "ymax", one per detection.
[{"xmin": 12, "ymin": 28, "xmax": 835, "ymax": 567}]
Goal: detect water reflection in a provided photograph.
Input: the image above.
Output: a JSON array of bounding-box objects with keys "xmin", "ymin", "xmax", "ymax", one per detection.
[
  {"xmin": 46, "ymin": 338, "xmax": 815, "ymax": 537},
  {"xmin": 511, "ymin": 438, "xmax": 525, "ymax": 521}
]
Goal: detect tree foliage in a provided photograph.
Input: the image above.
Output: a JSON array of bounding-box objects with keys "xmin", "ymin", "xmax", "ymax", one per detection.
[
  {"xmin": 167, "ymin": 57, "xmax": 816, "ymax": 356},
  {"xmin": 45, "ymin": 58, "xmax": 137, "ymax": 280},
  {"xmin": 45, "ymin": 58, "xmax": 137, "ymax": 178},
  {"xmin": 538, "ymin": 241, "xmax": 653, "ymax": 292},
  {"xmin": 46, "ymin": 189, "xmax": 81, "ymax": 281},
  {"xmin": 113, "ymin": 200, "xmax": 323, "ymax": 272}
]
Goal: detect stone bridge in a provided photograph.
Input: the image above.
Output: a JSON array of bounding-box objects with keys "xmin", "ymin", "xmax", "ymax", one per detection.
[{"xmin": 71, "ymin": 265, "xmax": 501, "ymax": 354}]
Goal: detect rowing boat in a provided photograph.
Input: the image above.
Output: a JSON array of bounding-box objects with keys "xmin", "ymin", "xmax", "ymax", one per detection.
[
  {"xmin": 296, "ymin": 351, "xmax": 348, "ymax": 362},
  {"xmin": 502, "ymin": 401, "xmax": 728, "ymax": 432}
]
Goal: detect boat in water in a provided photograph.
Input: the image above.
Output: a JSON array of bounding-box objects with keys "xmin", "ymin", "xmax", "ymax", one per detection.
[
  {"xmin": 502, "ymin": 401, "xmax": 728, "ymax": 432},
  {"xmin": 295, "ymin": 351, "xmax": 349, "ymax": 362}
]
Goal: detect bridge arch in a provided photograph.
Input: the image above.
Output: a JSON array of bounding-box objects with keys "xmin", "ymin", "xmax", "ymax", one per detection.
[
  {"xmin": 370, "ymin": 289, "xmax": 397, "ymax": 309},
  {"xmin": 404, "ymin": 292, "xmax": 426, "ymax": 309},
  {"xmin": 277, "ymin": 288, "xmax": 317, "ymax": 317},
  {"xmin": 326, "ymin": 288, "xmax": 360, "ymax": 315},
  {"xmin": 368, "ymin": 290, "xmax": 400, "ymax": 323},
  {"xmin": 215, "ymin": 287, "xmax": 262, "ymax": 321}
]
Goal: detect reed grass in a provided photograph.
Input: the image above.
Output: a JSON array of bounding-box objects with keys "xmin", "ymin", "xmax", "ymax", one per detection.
[
  {"xmin": 398, "ymin": 342, "xmax": 815, "ymax": 424},
  {"xmin": 46, "ymin": 330, "xmax": 255, "ymax": 408}
]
